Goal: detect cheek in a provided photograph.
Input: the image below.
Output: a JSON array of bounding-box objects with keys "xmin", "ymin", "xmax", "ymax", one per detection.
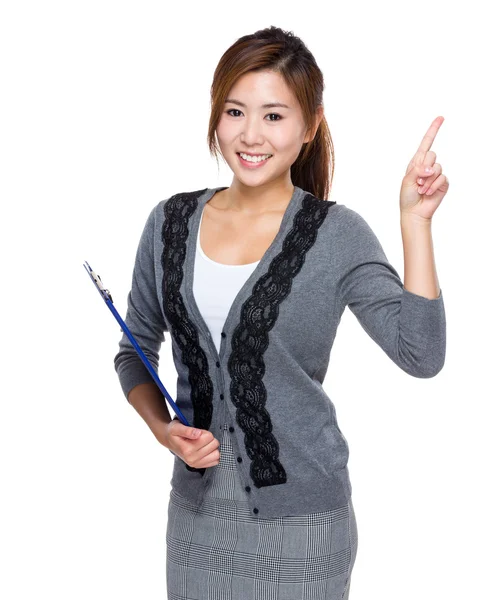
[
  {"xmin": 271, "ymin": 130, "xmax": 304, "ymax": 155},
  {"xmin": 269, "ymin": 122, "xmax": 305, "ymax": 151},
  {"xmin": 216, "ymin": 117, "xmax": 235, "ymax": 145}
]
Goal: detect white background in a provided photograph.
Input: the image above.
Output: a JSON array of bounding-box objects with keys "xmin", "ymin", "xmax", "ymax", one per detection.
[{"xmin": 1, "ymin": 1, "xmax": 497, "ymax": 598}]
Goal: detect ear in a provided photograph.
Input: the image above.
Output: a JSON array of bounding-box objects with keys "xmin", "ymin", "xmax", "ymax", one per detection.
[{"xmin": 303, "ymin": 106, "xmax": 324, "ymax": 144}]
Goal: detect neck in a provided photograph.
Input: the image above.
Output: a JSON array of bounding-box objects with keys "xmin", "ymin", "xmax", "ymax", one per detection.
[{"xmin": 221, "ymin": 175, "xmax": 295, "ymax": 215}]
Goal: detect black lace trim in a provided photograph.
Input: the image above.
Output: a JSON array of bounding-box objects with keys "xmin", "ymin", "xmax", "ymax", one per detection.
[
  {"xmin": 227, "ymin": 193, "xmax": 335, "ymax": 488},
  {"xmin": 161, "ymin": 189, "xmax": 212, "ymax": 476}
]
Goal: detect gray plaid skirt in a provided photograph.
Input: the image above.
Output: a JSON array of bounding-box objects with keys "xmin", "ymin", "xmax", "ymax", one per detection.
[{"xmin": 166, "ymin": 423, "xmax": 358, "ymax": 600}]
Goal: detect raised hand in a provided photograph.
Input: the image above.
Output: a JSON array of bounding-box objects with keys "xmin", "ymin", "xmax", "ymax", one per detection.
[{"xmin": 399, "ymin": 116, "xmax": 450, "ymax": 221}]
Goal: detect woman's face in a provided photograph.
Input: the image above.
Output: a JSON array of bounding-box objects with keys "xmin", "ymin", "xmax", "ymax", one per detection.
[{"xmin": 216, "ymin": 69, "xmax": 319, "ymax": 188}]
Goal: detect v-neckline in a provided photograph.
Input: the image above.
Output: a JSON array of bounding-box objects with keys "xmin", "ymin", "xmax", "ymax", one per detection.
[{"xmin": 183, "ymin": 184, "xmax": 304, "ymax": 356}]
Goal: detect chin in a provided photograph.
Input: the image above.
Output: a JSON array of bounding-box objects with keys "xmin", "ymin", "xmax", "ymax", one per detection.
[{"xmin": 235, "ymin": 172, "xmax": 274, "ymax": 187}]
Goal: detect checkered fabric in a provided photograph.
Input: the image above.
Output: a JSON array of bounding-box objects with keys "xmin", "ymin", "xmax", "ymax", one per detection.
[{"xmin": 166, "ymin": 423, "xmax": 358, "ymax": 599}]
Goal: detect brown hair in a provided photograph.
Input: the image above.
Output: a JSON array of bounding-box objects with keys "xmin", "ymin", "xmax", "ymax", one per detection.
[{"xmin": 207, "ymin": 25, "xmax": 334, "ymax": 201}]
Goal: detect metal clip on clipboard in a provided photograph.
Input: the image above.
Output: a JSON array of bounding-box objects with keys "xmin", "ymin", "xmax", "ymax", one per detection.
[{"xmin": 83, "ymin": 260, "xmax": 189, "ymax": 426}]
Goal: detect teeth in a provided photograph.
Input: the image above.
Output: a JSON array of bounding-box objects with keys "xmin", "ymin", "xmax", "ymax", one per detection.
[{"xmin": 239, "ymin": 152, "xmax": 272, "ymax": 163}]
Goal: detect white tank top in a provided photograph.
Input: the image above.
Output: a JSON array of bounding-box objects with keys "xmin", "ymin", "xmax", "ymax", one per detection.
[{"xmin": 193, "ymin": 205, "xmax": 260, "ymax": 354}]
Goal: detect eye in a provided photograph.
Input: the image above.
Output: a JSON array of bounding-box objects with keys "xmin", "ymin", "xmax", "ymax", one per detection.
[{"xmin": 225, "ymin": 109, "xmax": 282, "ymax": 122}]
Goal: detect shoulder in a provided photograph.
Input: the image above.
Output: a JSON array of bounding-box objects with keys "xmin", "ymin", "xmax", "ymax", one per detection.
[
  {"xmin": 329, "ymin": 203, "xmax": 374, "ymax": 238},
  {"xmin": 141, "ymin": 188, "xmax": 211, "ymax": 231},
  {"xmin": 302, "ymin": 192, "xmax": 372, "ymax": 238},
  {"xmin": 302, "ymin": 195, "xmax": 384, "ymax": 269},
  {"xmin": 135, "ymin": 189, "xmax": 206, "ymax": 243},
  {"xmin": 324, "ymin": 202, "xmax": 386, "ymax": 268},
  {"xmin": 155, "ymin": 188, "xmax": 209, "ymax": 215}
]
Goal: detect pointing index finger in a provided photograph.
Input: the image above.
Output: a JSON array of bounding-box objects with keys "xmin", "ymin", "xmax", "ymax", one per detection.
[{"xmin": 417, "ymin": 116, "xmax": 444, "ymax": 154}]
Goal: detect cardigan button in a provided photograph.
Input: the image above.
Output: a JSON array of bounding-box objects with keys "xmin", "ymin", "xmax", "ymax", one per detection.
[
  {"xmin": 245, "ymin": 486, "xmax": 251, "ymax": 493},
  {"xmin": 253, "ymin": 508, "xmax": 259, "ymax": 514},
  {"xmin": 221, "ymin": 332, "xmax": 226, "ymax": 338},
  {"xmin": 220, "ymin": 394, "xmax": 224, "ymax": 400},
  {"xmin": 229, "ymin": 426, "xmax": 234, "ymax": 433},
  {"xmin": 237, "ymin": 456, "xmax": 242, "ymax": 462},
  {"xmin": 216, "ymin": 361, "xmax": 220, "ymax": 368}
]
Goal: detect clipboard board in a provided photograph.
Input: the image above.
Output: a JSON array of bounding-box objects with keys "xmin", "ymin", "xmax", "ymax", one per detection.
[{"xmin": 83, "ymin": 260, "xmax": 189, "ymax": 426}]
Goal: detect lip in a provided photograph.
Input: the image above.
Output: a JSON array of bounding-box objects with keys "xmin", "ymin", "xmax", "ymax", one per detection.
[
  {"xmin": 237, "ymin": 152, "xmax": 273, "ymax": 169},
  {"xmin": 237, "ymin": 151, "xmax": 272, "ymax": 156}
]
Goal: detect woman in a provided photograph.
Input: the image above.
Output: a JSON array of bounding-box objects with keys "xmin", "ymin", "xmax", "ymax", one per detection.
[{"xmin": 114, "ymin": 25, "xmax": 448, "ymax": 600}]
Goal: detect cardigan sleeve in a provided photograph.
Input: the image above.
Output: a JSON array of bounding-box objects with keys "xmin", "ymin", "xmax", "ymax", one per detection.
[
  {"xmin": 335, "ymin": 206, "xmax": 446, "ymax": 378},
  {"xmin": 114, "ymin": 205, "xmax": 168, "ymax": 402}
]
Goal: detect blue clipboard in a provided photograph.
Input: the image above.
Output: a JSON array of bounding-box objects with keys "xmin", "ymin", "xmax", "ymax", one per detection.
[{"xmin": 83, "ymin": 260, "xmax": 189, "ymax": 426}]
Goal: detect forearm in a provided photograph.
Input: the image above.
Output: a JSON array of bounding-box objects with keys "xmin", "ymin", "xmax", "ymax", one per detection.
[
  {"xmin": 400, "ymin": 212, "xmax": 440, "ymax": 300},
  {"xmin": 128, "ymin": 382, "xmax": 172, "ymax": 443}
]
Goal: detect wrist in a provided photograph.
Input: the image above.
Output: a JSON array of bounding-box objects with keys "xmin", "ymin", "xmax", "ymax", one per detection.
[
  {"xmin": 151, "ymin": 418, "xmax": 173, "ymax": 448},
  {"xmin": 400, "ymin": 210, "xmax": 432, "ymax": 227}
]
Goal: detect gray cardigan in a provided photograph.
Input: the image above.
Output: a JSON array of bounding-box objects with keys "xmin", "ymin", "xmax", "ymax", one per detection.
[{"xmin": 114, "ymin": 185, "xmax": 446, "ymax": 519}]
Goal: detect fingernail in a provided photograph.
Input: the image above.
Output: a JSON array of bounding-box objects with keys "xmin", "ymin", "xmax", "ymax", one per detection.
[
  {"xmin": 193, "ymin": 428, "xmax": 200, "ymax": 436},
  {"xmin": 424, "ymin": 167, "xmax": 434, "ymax": 174}
]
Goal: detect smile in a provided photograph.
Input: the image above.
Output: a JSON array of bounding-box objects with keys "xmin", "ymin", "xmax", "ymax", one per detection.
[{"xmin": 237, "ymin": 152, "xmax": 273, "ymax": 168}]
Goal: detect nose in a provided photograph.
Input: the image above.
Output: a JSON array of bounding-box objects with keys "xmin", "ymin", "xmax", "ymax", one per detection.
[{"xmin": 240, "ymin": 114, "xmax": 264, "ymax": 147}]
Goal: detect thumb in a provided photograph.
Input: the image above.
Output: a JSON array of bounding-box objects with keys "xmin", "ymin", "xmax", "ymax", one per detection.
[
  {"xmin": 188, "ymin": 426, "xmax": 202, "ymax": 438},
  {"xmin": 178, "ymin": 424, "xmax": 202, "ymax": 439},
  {"xmin": 170, "ymin": 416, "xmax": 202, "ymax": 439}
]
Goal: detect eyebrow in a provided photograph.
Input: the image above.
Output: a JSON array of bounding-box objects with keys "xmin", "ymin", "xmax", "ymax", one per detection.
[{"xmin": 225, "ymin": 98, "xmax": 291, "ymax": 109}]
